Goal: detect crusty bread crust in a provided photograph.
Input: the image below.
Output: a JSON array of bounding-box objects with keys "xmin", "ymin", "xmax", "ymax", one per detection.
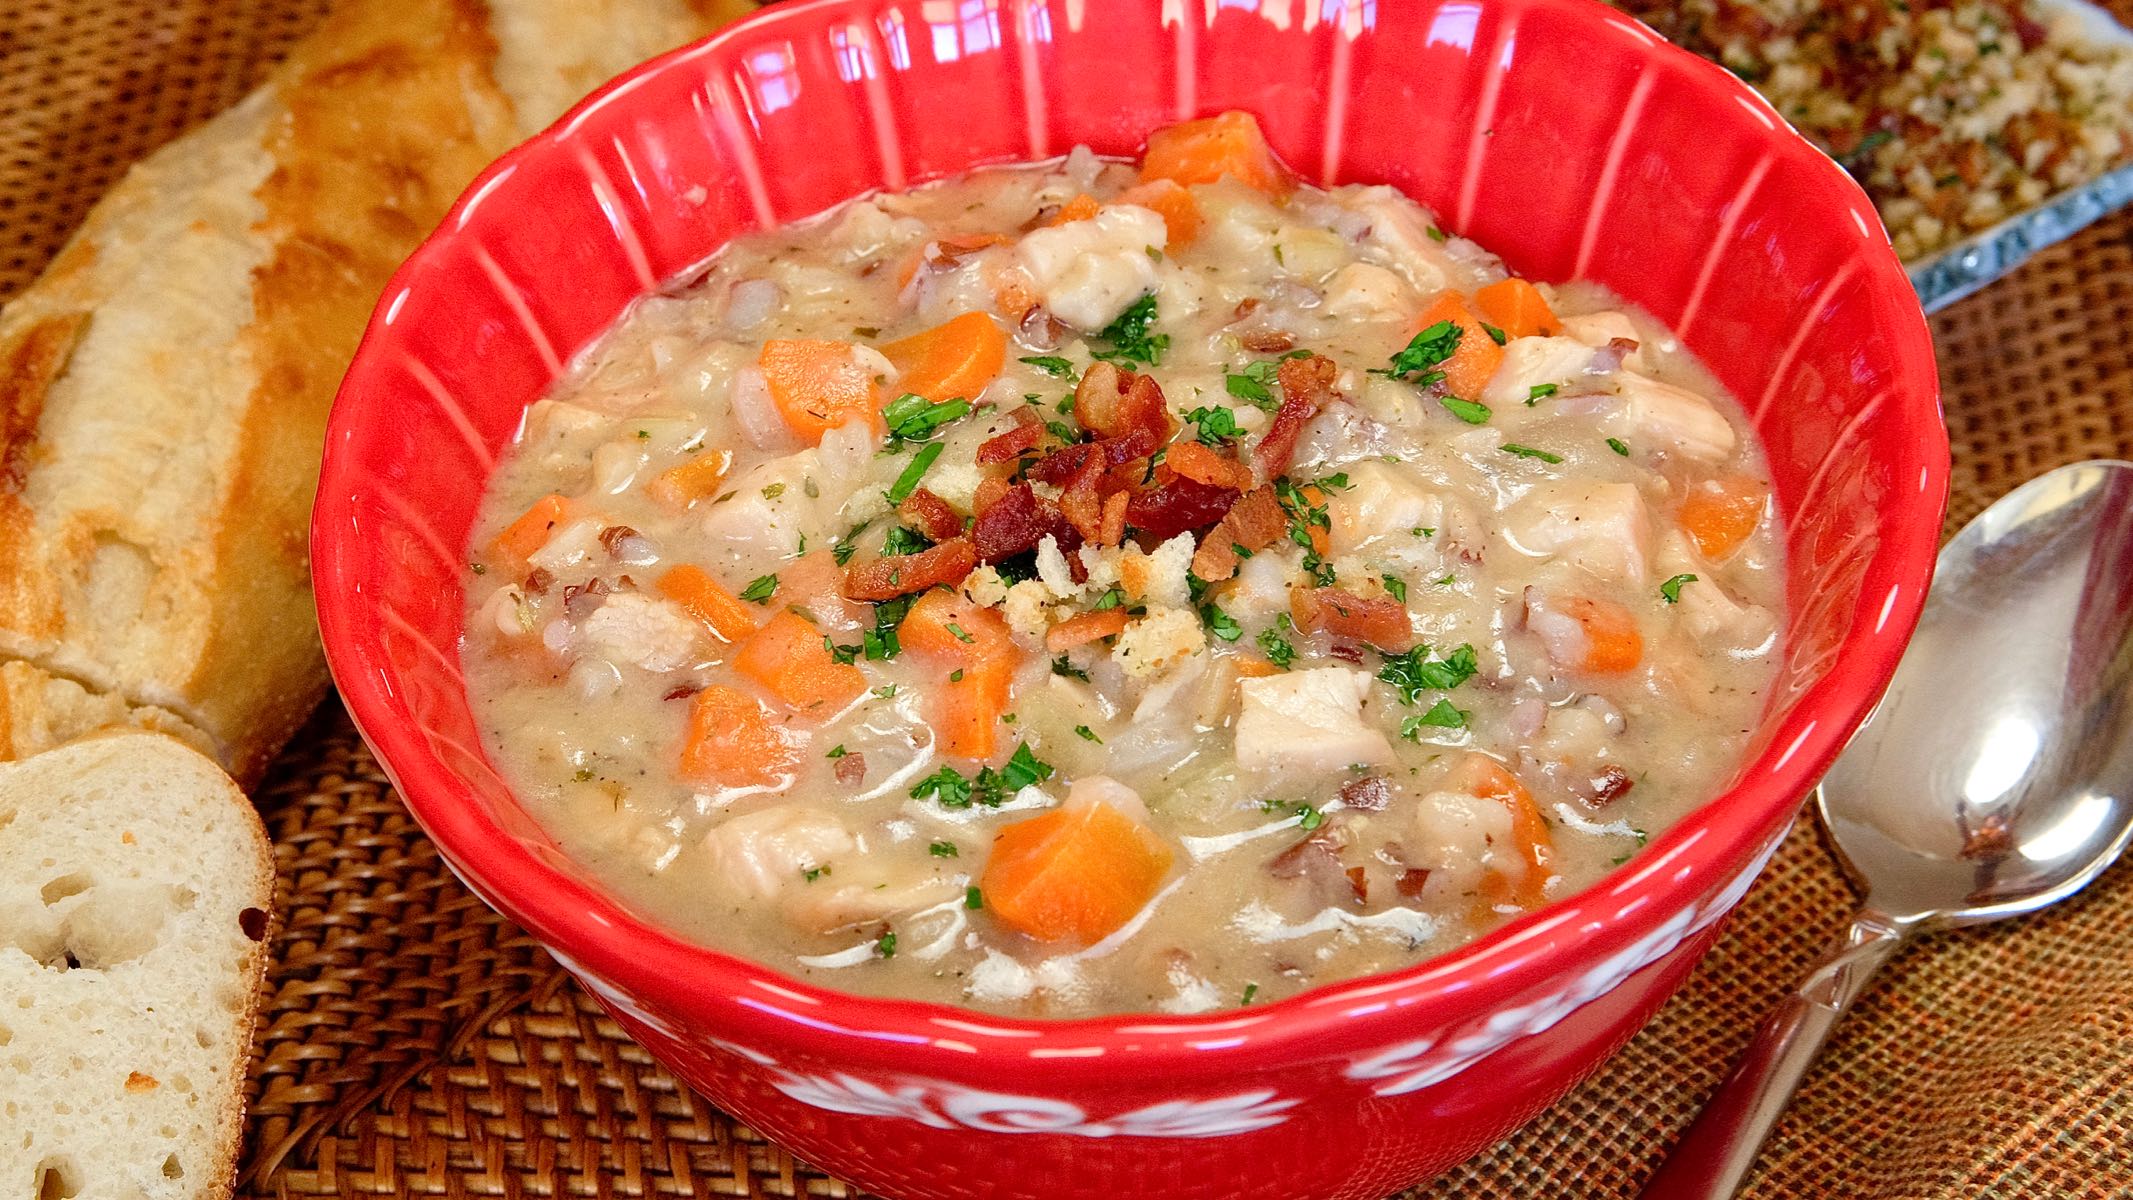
[{"xmin": 0, "ymin": 0, "xmax": 753, "ymax": 786}]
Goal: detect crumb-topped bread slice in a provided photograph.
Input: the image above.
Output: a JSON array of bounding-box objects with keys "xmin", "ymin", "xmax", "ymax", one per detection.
[{"xmin": 0, "ymin": 731, "xmax": 272, "ymax": 1200}]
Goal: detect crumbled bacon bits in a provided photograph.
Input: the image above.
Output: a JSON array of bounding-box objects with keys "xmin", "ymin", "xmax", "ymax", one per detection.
[
  {"xmin": 1292, "ymin": 586, "xmax": 1417, "ymax": 651},
  {"xmin": 901, "ymin": 488, "xmax": 965, "ymax": 542},
  {"xmin": 843, "ymin": 537, "xmax": 978, "ymax": 601},
  {"xmin": 1256, "ymin": 353, "xmax": 1337, "ymax": 480}
]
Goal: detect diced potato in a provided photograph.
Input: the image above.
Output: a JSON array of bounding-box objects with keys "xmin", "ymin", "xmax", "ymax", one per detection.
[
  {"xmin": 1270, "ymin": 225, "xmax": 1349, "ymax": 281},
  {"xmin": 1321, "ymin": 262, "xmax": 1416, "ymax": 321},
  {"xmin": 703, "ymin": 805, "xmax": 856, "ymax": 899},
  {"xmin": 1609, "ymin": 372, "xmax": 1738, "ymax": 463},
  {"xmin": 1558, "ymin": 310, "xmax": 1648, "ymax": 371},
  {"xmin": 1348, "ymin": 185, "xmax": 1453, "ymax": 294},
  {"xmin": 1326, "ymin": 460, "xmax": 1449, "ymax": 559},
  {"xmin": 1405, "ymin": 788, "xmax": 1517, "ymax": 891},
  {"xmin": 1015, "ymin": 205, "xmax": 1168, "ymax": 329},
  {"xmin": 1504, "ymin": 480, "xmax": 1652, "ymax": 585},
  {"xmin": 581, "ymin": 593, "xmax": 701, "ymax": 673},
  {"xmin": 1234, "ymin": 667, "xmax": 1393, "ymax": 774},
  {"xmin": 1479, "ymin": 335, "xmax": 1602, "ymax": 408}
]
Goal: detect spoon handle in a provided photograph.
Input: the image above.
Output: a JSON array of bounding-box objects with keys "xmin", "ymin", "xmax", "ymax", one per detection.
[{"xmin": 1638, "ymin": 909, "xmax": 1911, "ymax": 1199}]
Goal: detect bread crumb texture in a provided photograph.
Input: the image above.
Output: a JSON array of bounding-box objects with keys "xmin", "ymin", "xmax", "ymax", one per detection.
[{"xmin": 0, "ymin": 732, "xmax": 271, "ymax": 1200}]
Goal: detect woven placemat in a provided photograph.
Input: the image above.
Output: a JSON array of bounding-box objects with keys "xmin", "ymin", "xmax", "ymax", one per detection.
[{"xmin": 3, "ymin": 3, "xmax": 2130, "ymax": 1196}]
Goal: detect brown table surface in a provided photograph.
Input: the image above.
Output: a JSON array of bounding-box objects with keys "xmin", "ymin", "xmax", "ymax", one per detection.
[{"xmin": 2, "ymin": 2, "xmax": 2130, "ymax": 1196}]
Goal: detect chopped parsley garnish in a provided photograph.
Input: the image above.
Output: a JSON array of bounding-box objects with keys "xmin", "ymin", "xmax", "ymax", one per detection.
[
  {"xmin": 1660, "ymin": 573, "xmax": 1698, "ymax": 604},
  {"xmin": 1526, "ymin": 383, "xmax": 1559, "ymax": 405},
  {"xmin": 1400, "ymin": 698, "xmax": 1469, "ymax": 738},
  {"xmin": 1090, "ymin": 293, "xmax": 1168, "ymax": 367},
  {"xmin": 1092, "ymin": 586, "xmax": 1127, "ymax": 611},
  {"xmin": 832, "ymin": 520, "xmax": 871, "ymax": 566},
  {"xmin": 911, "ymin": 764, "xmax": 973, "ymax": 808},
  {"xmin": 1426, "ymin": 225, "xmax": 1448, "ymax": 242},
  {"xmin": 1607, "ymin": 437, "xmax": 1631, "ymax": 457},
  {"xmin": 803, "ymin": 865, "xmax": 831, "ymax": 882},
  {"xmin": 1241, "ymin": 982, "xmax": 1260, "ymax": 1005},
  {"xmin": 1186, "ymin": 405, "xmax": 1243, "ymax": 445},
  {"xmin": 825, "ymin": 744, "xmax": 848, "ymax": 758},
  {"xmin": 950, "ymin": 668, "xmax": 964, "ymax": 682},
  {"xmin": 872, "ymin": 683, "xmax": 898, "ymax": 698},
  {"xmin": 1500, "ymin": 443, "xmax": 1563, "ymax": 463},
  {"xmin": 1316, "ymin": 472, "xmax": 1352, "ymax": 490},
  {"xmin": 1295, "ymin": 804, "xmax": 1325, "ymax": 832},
  {"xmin": 882, "ymin": 393, "xmax": 971, "ymax": 445},
  {"xmin": 1378, "ymin": 643, "xmax": 1479, "ymax": 703},
  {"xmin": 1045, "ymin": 419, "xmax": 1079, "ymax": 443},
  {"xmin": 885, "ymin": 442, "xmax": 944, "ymax": 505},
  {"xmin": 1374, "ymin": 320, "xmax": 1461, "ymax": 384},
  {"xmin": 1019, "ymin": 354, "xmax": 1078, "ymax": 379},
  {"xmin": 882, "ymin": 524, "xmax": 930, "ymax": 557},
  {"xmin": 1275, "ymin": 477, "xmax": 1338, "ymax": 587},
  {"xmin": 1052, "ymin": 654, "xmax": 1091, "ymax": 681},
  {"xmin": 1074, "ymin": 724, "xmax": 1103, "ymax": 743},
  {"xmin": 1001, "ymin": 742, "xmax": 1055, "ymax": 790},
  {"xmin": 824, "ymin": 636, "xmax": 861, "ymax": 665},
  {"xmin": 1257, "ymin": 622, "xmax": 1297, "ymax": 668},
  {"xmin": 1412, "ymin": 526, "xmax": 1435, "ymax": 538},
  {"xmin": 739, "ymin": 574, "xmax": 779, "ymax": 603},
  {"xmin": 1223, "ymin": 359, "xmax": 1284, "ymax": 410},
  {"xmin": 1199, "ymin": 603, "xmax": 1243, "ymax": 642},
  {"xmin": 1480, "ymin": 322, "xmax": 1508, "ymax": 346},
  {"xmin": 1381, "ymin": 573, "xmax": 1408, "ymax": 603},
  {"xmin": 945, "ymin": 622, "xmax": 975, "ymax": 644},
  {"xmin": 875, "ymin": 931, "xmax": 897, "ymax": 958},
  {"xmin": 1439, "ymin": 394, "xmax": 1491, "ymax": 424},
  {"xmin": 864, "ymin": 595, "xmax": 911, "ymax": 661},
  {"xmin": 928, "ymin": 840, "xmax": 959, "ymax": 858},
  {"xmin": 762, "ymin": 482, "xmax": 786, "ymax": 499},
  {"xmin": 965, "ymin": 886, "xmax": 985, "ymax": 910}
]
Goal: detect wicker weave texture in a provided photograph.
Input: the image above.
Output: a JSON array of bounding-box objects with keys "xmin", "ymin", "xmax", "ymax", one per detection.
[{"xmin": 2, "ymin": 2, "xmax": 2130, "ymax": 1196}]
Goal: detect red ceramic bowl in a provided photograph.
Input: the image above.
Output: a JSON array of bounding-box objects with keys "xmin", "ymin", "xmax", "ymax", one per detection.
[{"xmin": 313, "ymin": 0, "xmax": 1946, "ymax": 1195}]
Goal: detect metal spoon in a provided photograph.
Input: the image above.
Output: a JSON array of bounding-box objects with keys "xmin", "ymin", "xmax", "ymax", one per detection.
[{"xmin": 1642, "ymin": 459, "xmax": 2133, "ymax": 1199}]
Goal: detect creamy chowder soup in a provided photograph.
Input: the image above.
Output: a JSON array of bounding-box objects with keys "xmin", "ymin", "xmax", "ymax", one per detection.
[{"xmin": 462, "ymin": 112, "xmax": 1784, "ymax": 1017}]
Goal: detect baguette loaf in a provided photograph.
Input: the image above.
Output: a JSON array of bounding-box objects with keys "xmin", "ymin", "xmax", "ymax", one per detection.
[
  {"xmin": 0, "ymin": 731, "xmax": 274, "ymax": 1200},
  {"xmin": 0, "ymin": 0, "xmax": 754, "ymax": 786}
]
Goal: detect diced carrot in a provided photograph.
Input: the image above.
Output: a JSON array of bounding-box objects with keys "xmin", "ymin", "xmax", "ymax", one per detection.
[
  {"xmin": 1563, "ymin": 596, "xmax": 1643, "ymax": 674},
  {"xmin": 656, "ymin": 565, "xmax": 760, "ymax": 645},
  {"xmin": 879, "ymin": 311, "xmax": 1007, "ymax": 405},
  {"xmin": 1676, "ymin": 474, "xmax": 1769, "ymax": 561},
  {"xmin": 1473, "ymin": 278, "xmax": 1560, "ymax": 340},
  {"xmin": 1412, "ymin": 291, "xmax": 1506, "ymax": 400},
  {"xmin": 1116, "ymin": 179, "xmax": 1202, "ymax": 246},
  {"xmin": 1448, "ymin": 753, "xmax": 1555, "ymax": 910},
  {"xmin": 1139, "ymin": 110, "xmax": 1293, "ymax": 197},
  {"xmin": 759, "ymin": 339, "xmax": 882, "ymax": 442},
  {"xmin": 1044, "ymin": 609, "xmax": 1131, "ymax": 653},
  {"xmin": 679, "ymin": 684, "xmax": 803, "ymax": 788},
  {"xmin": 902, "ymin": 589, "xmax": 1017, "ymax": 759},
  {"xmin": 646, "ymin": 449, "xmax": 734, "ymax": 511},
  {"xmin": 981, "ymin": 801, "xmax": 1174, "ymax": 944},
  {"xmin": 732, "ymin": 610, "xmax": 867, "ymax": 717},
  {"xmin": 1048, "ymin": 193, "xmax": 1103, "ymax": 225},
  {"xmin": 491, "ymin": 494, "xmax": 570, "ymax": 565},
  {"xmin": 1231, "ymin": 656, "xmax": 1285, "ymax": 678}
]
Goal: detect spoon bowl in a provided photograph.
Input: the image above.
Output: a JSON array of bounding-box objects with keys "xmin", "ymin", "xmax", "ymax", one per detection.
[
  {"xmin": 1645, "ymin": 459, "xmax": 2133, "ymax": 1199},
  {"xmin": 1821, "ymin": 459, "xmax": 2133, "ymax": 926}
]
